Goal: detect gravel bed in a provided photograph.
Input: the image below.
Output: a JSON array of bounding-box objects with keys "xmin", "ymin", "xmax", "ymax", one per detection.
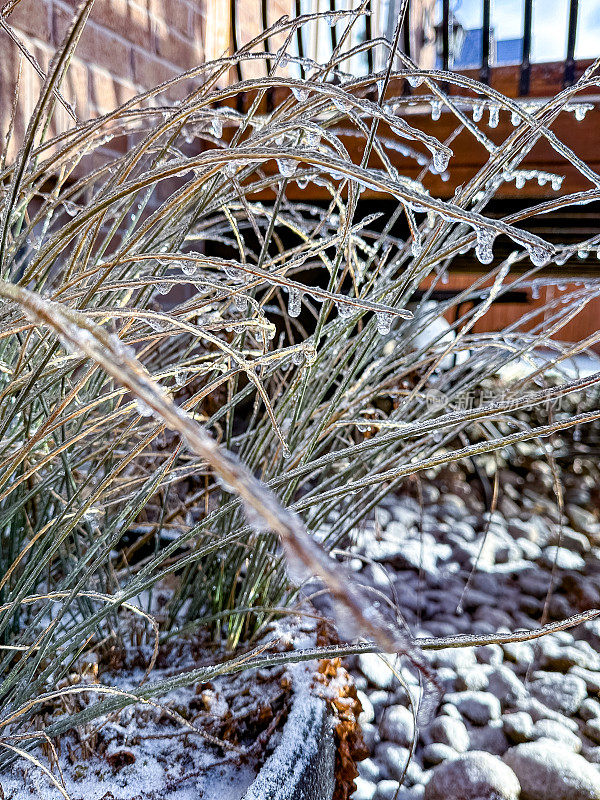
[{"xmin": 345, "ymin": 459, "xmax": 600, "ymax": 800}]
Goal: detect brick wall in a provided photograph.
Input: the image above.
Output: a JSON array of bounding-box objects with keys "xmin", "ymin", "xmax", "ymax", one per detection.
[{"xmin": 0, "ymin": 0, "xmax": 216, "ymax": 158}]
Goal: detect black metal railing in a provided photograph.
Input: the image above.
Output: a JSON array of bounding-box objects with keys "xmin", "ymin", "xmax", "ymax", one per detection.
[{"xmin": 230, "ymin": 0, "xmax": 585, "ymax": 95}]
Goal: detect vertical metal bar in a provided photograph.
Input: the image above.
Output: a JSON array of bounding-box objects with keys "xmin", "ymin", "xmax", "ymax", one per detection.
[
  {"xmin": 519, "ymin": 0, "xmax": 532, "ymax": 95},
  {"xmin": 329, "ymin": 0, "xmax": 338, "ymax": 53},
  {"xmin": 564, "ymin": 0, "xmax": 579, "ymax": 86},
  {"xmin": 261, "ymin": 0, "xmax": 274, "ymax": 111},
  {"xmin": 365, "ymin": 0, "xmax": 373, "ymax": 75},
  {"xmin": 442, "ymin": 0, "xmax": 450, "ymax": 73},
  {"xmin": 231, "ymin": 0, "xmax": 242, "ymax": 83},
  {"xmin": 295, "ymin": 0, "xmax": 305, "ymax": 78},
  {"xmin": 480, "ymin": 0, "xmax": 491, "ymax": 84},
  {"xmin": 262, "ymin": 0, "xmax": 272, "ymax": 73}
]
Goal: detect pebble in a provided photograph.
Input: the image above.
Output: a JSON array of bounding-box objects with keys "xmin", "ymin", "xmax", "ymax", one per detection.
[
  {"xmin": 503, "ymin": 711, "xmax": 535, "ymax": 744},
  {"xmin": 529, "ymin": 672, "xmax": 588, "ymax": 716},
  {"xmin": 427, "ymin": 716, "xmax": 470, "ymax": 753},
  {"xmin": 422, "ymin": 742, "xmax": 457, "ymax": 766},
  {"xmin": 467, "ymin": 720, "xmax": 509, "ymax": 756},
  {"xmin": 375, "ymin": 743, "xmax": 423, "ymax": 784},
  {"xmin": 444, "ymin": 691, "xmax": 501, "ymax": 725},
  {"xmin": 538, "ymin": 546, "xmax": 586, "ymax": 572},
  {"xmin": 379, "ymin": 705, "xmax": 415, "ymax": 748},
  {"xmin": 583, "ymin": 718, "xmax": 600, "ymax": 745},
  {"xmin": 424, "ymin": 751, "xmax": 520, "ymax": 800},
  {"xmin": 580, "ymin": 698, "xmax": 600, "ymax": 721},
  {"xmin": 354, "ymin": 776, "xmax": 377, "ymax": 800},
  {"xmin": 531, "ymin": 719, "xmax": 582, "ymax": 752},
  {"xmin": 359, "ymin": 653, "xmax": 396, "ymax": 690},
  {"xmin": 344, "ymin": 474, "xmax": 600, "ymax": 800},
  {"xmin": 487, "ymin": 666, "xmax": 528, "ymax": 707},
  {"xmin": 504, "ymin": 741, "xmax": 600, "ymax": 800}
]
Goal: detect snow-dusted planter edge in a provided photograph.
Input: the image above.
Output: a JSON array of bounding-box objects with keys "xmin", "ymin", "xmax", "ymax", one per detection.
[{"xmin": 242, "ymin": 683, "xmax": 336, "ymax": 800}]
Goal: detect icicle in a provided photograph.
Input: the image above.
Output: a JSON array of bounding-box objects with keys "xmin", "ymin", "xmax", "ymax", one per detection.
[
  {"xmin": 296, "ymin": 175, "xmax": 309, "ymax": 190},
  {"xmin": 551, "ymin": 176, "xmax": 563, "ymax": 191},
  {"xmin": 210, "ymin": 117, "xmax": 223, "ymax": 138},
  {"xmin": 375, "ymin": 311, "xmax": 393, "ymax": 335},
  {"xmin": 407, "ymin": 75, "xmax": 423, "ymax": 88},
  {"xmin": 287, "ymin": 286, "xmax": 302, "ymax": 317},
  {"xmin": 276, "ymin": 158, "xmax": 297, "ymax": 177},
  {"xmin": 430, "ymin": 100, "xmax": 442, "ymax": 121},
  {"xmin": 510, "ymin": 110, "xmax": 520, "ymax": 126},
  {"xmin": 472, "ymin": 102, "xmax": 484, "ymax": 122},
  {"xmin": 515, "ymin": 174, "xmax": 526, "ymax": 190},
  {"xmin": 475, "ymin": 229, "xmax": 496, "ymax": 264},
  {"xmin": 431, "ymin": 149, "xmax": 450, "ymax": 174},
  {"xmin": 574, "ymin": 104, "xmax": 588, "ymax": 122},
  {"xmin": 488, "ymin": 106, "xmax": 499, "ymax": 128},
  {"xmin": 411, "ymin": 237, "xmax": 422, "ymax": 258}
]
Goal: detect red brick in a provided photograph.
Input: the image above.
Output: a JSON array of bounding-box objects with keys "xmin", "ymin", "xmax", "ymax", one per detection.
[
  {"xmin": 153, "ymin": 21, "xmax": 203, "ymax": 71},
  {"xmin": 143, "ymin": 0, "xmax": 192, "ymax": 40},
  {"xmin": 4, "ymin": 0, "xmax": 53, "ymax": 43},
  {"xmin": 54, "ymin": 2, "xmax": 133, "ymax": 79},
  {"xmin": 88, "ymin": 64, "xmax": 140, "ymax": 114}
]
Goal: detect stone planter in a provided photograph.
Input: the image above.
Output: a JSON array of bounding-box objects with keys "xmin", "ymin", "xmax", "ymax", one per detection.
[{"xmin": 242, "ymin": 688, "xmax": 336, "ymax": 800}]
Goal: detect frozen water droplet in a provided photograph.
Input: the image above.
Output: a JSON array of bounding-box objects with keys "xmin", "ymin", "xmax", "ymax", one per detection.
[
  {"xmin": 411, "ymin": 238, "xmax": 422, "ymax": 258},
  {"xmin": 234, "ymin": 294, "xmax": 248, "ymax": 312},
  {"xmin": 224, "ymin": 265, "xmax": 243, "ymax": 282},
  {"xmin": 430, "ymin": 100, "xmax": 442, "ymax": 121},
  {"xmin": 475, "ymin": 229, "xmax": 496, "ymax": 265},
  {"xmin": 472, "ymin": 102, "xmax": 484, "ymax": 122},
  {"xmin": 296, "ymin": 175, "xmax": 309, "ymax": 189},
  {"xmin": 528, "ymin": 245, "xmax": 551, "ymax": 267},
  {"xmin": 431, "ymin": 149, "xmax": 450, "ymax": 174},
  {"xmin": 276, "ymin": 158, "xmax": 297, "ymax": 177},
  {"xmin": 574, "ymin": 104, "xmax": 587, "ymax": 122},
  {"xmin": 511, "ymin": 110, "xmax": 520, "ymax": 126},
  {"xmin": 135, "ymin": 398, "xmax": 154, "ymax": 417},
  {"xmin": 336, "ymin": 299, "xmax": 354, "ymax": 320},
  {"xmin": 407, "ymin": 75, "xmax": 423, "ymax": 88},
  {"xmin": 210, "ymin": 118, "xmax": 223, "ymax": 138},
  {"xmin": 515, "ymin": 174, "xmax": 526, "ymax": 190},
  {"xmin": 291, "ymin": 86, "xmax": 309, "ymax": 102},
  {"xmin": 488, "ymin": 106, "xmax": 499, "ymax": 128},
  {"xmin": 551, "ymin": 176, "xmax": 563, "ymax": 191},
  {"xmin": 375, "ymin": 311, "xmax": 393, "ymax": 335},
  {"xmin": 578, "ymin": 249, "xmax": 589, "ymax": 259},
  {"xmin": 291, "ymin": 349, "xmax": 305, "ymax": 366},
  {"xmin": 287, "ymin": 286, "xmax": 302, "ymax": 317},
  {"xmin": 182, "ymin": 261, "xmax": 197, "ymax": 275},
  {"xmin": 156, "ymin": 282, "xmax": 170, "ymax": 295},
  {"xmin": 282, "ymin": 444, "xmax": 291, "ymax": 458},
  {"xmin": 63, "ymin": 201, "xmax": 78, "ymax": 216},
  {"xmin": 175, "ymin": 370, "xmax": 187, "ymax": 386},
  {"xmin": 304, "ymin": 129, "xmax": 320, "ymax": 147}
]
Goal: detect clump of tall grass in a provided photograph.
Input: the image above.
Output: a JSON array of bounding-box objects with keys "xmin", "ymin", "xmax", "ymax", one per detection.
[{"xmin": 1, "ymin": 0, "xmax": 600, "ymax": 773}]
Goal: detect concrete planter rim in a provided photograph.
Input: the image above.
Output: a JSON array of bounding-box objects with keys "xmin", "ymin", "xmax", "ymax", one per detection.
[{"xmin": 241, "ymin": 684, "xmax": 336, "ymax": 800}]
